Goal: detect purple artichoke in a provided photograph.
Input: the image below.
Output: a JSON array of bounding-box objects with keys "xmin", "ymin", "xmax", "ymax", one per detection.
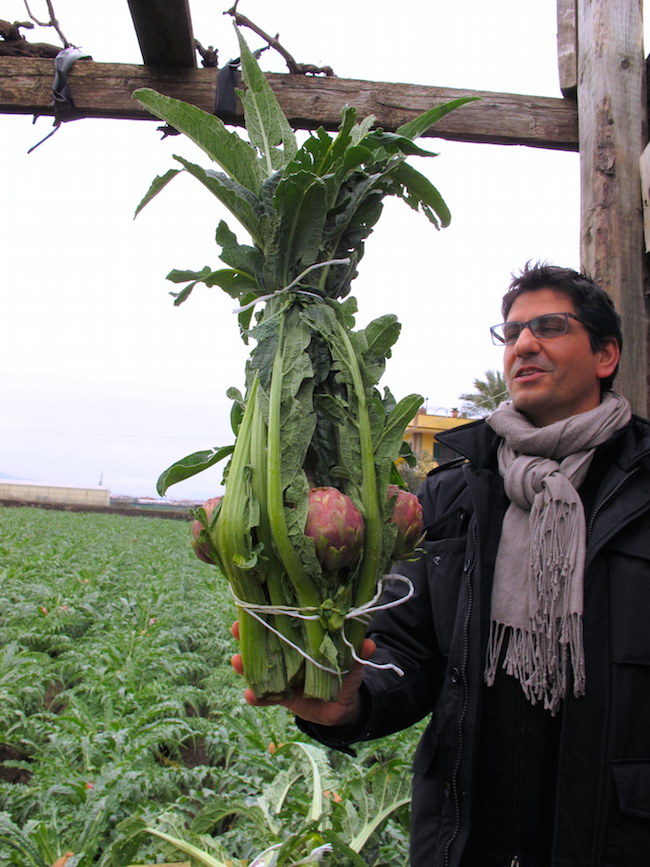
[
  {"xmin": 304, "ymin": 487, "xmax": 365, "ymax": 573},
  {"xmin": 386, "ymin": 484, "xmax": 424, "ymax": 559},
  {"xmin": 191, "ymin": 496, "xmax": 222, "ymax": 564}
]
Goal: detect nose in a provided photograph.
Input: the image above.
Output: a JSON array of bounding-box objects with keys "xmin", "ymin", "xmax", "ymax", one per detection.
[{"xmin": 511, "ymin": 323, "xmax": 541, "ymax": 354}]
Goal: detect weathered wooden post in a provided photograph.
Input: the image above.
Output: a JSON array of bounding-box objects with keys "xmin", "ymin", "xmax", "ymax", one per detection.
[{"xmin": 577, "ymin": 0, "xmax": 648, "ymax": 414}]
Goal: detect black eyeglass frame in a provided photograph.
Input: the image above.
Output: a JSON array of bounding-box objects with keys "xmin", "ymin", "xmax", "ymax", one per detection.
[{"xmin": 490, "ymin": 312, "xmax": 583, "ymax": 346}]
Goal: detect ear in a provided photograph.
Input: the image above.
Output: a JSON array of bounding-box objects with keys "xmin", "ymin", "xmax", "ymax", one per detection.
[{"xmin": 596, "ymin": 337, "xmax": 620, "ymax": 381}]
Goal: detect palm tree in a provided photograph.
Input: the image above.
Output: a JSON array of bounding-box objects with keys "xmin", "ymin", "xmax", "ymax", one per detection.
[{"xmin": 458, "ymin": 369, "xmax": 509, "ymax": 418}]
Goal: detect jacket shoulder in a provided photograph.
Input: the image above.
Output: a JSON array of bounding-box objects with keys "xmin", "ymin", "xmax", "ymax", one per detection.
[{"xmin": 426, "ymin": 456, "xmax": 468, "ymax": 477}]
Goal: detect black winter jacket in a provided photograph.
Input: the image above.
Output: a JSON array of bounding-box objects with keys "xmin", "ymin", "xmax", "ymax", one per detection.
[{"xmin": 300, "ymin": 416, "xmax": 650, "ymax": 867}]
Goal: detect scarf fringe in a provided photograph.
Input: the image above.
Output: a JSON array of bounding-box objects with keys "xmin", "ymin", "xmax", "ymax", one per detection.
[{"xmin": 485, "ymin": 615, "xmax": 585, "ymax": 716}]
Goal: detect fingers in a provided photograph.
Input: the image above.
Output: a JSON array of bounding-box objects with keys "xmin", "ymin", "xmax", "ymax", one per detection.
[
  {"xmin": 230, "ymin": 619, "xmax": 375, "ymax": 725},
  {"xmin": 231, "ymin": 652, "xmax": 243, "ymax": 675}
]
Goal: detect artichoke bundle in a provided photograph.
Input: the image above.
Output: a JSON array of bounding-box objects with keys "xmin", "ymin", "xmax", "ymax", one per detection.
[{"xmin": 135, "ymin": 30, "xmax": 472, "ymax": 700}]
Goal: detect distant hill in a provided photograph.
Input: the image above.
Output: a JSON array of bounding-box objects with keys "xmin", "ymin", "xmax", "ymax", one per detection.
[{"xmin": 0, "ymin": 472, "xmax": 32, "ymax": 481}]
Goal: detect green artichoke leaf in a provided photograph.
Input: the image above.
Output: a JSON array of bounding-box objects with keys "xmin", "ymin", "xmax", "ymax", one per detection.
[
  {"xmin": 330, "ymin": 106, "xmax": 360, "ymax": 153},
  {"xmin": 374, "ymin": 393, "xmax": 424, "ymax": 492},
  {"xmin": 347, "ymin": 316, "xmax": 399, "ymax": 391},
  {"xmin": 364, "ymin": 130, "xmax": 439, "ymax": 158},
  {"xmin": 341, "ymin": 144, "xmax": 375, "ymax": 173},
  {"xmin": 235, "ymin": 28, "xmax": 297, "ymax": 174},
  {"xmin": 167, "ymin": 266, "xmax": 213, "ymax": 284},
  {"xmin": 204, "ymin": 268, "xmax": 260, "ymax": 298},
  {"xmin": 301, "ymin": 306, "xmax": 364, "ymax": 495},
  {"xmin": 165, "ymin": 265, "xmax": 212, "ymax": 307},
  {"xmin": 274, "ymin": 172, "xmax": 329, "ymax": 278},
  {"xmin": 134, "ymin": 167, "xmax": 181, "ymax": 218},
  {"xmin": 156, "ymin": 445, "xmax": 235, "ymax": 496},
  {"xmin": 215, "ymin": 221, "xmax": 266, "ymax": 280},
  {"xmin": 314, "ymin": 392, "xmax": 348, "ymax": 423},
  {"xmin": 169, "ymin": 282, "xmax": 198, "ymax": 307},
  {"xmin": 166, "ymin": 266, "xmax": 259, "ymax": 305},
  {"xmin": 396, "ymin": 96, "xmax": 480, "ymax": 140},
  {"xmin": 227, "ymin": 387, "xmax": 245, "ymax": 436},
  {"xmin": 359, "ymin": 315, "xmax": 402, "ymax": 382},
  {"xmin": 287, "ymin": 129, "xmax": 332, "ymax": 175},
  {"xmin": 390, "ymin": 161, "xmax": 451, "ymax": 228},
  {"xmin": 132, "ymin": 88, "xmax": 263, "ymax": 193},
  {"xmin": 349, "ymin": 112, "xmax": 378, "ymax": 146},
  {"xmin": 303, "ymin": 107, "xmax": 359, "ymax": 176},
  {"xmin": 398, "ymin": 437, "xmax": 418, "ymax": 468},
  {"xmin": 173, "ymin": 156, "xmax": 264, "ymax": 246}
]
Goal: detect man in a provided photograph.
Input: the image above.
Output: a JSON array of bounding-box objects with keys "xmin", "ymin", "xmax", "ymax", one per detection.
[{"xmin": 235, "ymin": 263, "xmax": 650, "ymax": 866}]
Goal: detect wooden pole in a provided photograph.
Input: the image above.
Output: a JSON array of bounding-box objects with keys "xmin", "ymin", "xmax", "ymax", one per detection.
[{"xmin": 577, "ymin": 0, "xmax": 648, "ymax": 415}]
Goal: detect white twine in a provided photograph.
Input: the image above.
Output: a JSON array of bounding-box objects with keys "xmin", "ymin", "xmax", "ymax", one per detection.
[
  {"xmin": 232, "ymin": 573, "xmax": 414, "ymax": 679},
  {"xmin": 233, "ymin": 258, "xmax": 352, "ymax": 313}
]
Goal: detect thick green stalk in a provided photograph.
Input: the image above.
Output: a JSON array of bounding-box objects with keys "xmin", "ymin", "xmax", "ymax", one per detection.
[
  {"xmin": 265, "ymin": 316, "xmax": 336, "ymax": 698},
  {"xmin": 250, "ymin": 392, "xmax": 304, "ymax": 688},
  {"xmin": 334, "ymin": 320, "xmax": 383, "ymax": 648},
  {"xmin": 215, "ymin": 375, "xmax": 287, "ymax": 698}
]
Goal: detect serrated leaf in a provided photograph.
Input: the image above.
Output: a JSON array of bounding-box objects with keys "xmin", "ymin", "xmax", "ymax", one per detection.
[
  {"xmin": 390, "ymin": 161, "xmax": 451, "ymax": 228},
  {"xmin": 170, "ymin": 281, "xmax": 198, "ymax": 306},
  {"xmin": 235, "ymin": 29, "xmax": 297, "ymax": 174},
  {"xmin": 379, "ymin": 394, "xmax": 424, "ymax": 451},
  {"xmin": 0, "ymin": 812, "xmax": 46, "ymax": 867},
  {"xmin": 396, "ymin": 96, "xmax": 480, "ymax": 140},
  {"xmin": 167, "ymin": 266, "xmax": 213, "ymax": 284},
  {"xmin": 145, "ymin": 827, "xmax": 229, "ymax": 867},
  {"xmin": 156, "ymin": 445, "xmax": 234, "ymax": 496},
  {"xmin": 362, "ymin": 315, "xmax": 401, "ymax": 363},
  {"xmin": 275, "ymin": 172, "xmax": 329, "ymax": 277},
  {"xmin": 133, "ymin": 88, "xmax": 263, "ymax": 192},
  {"xmin": 172, "ymin": 156, "xmax": 264, "ymax": 244},
  {"xmin": 216, "ymin": 220, "xmax": 266, "ymax": 277},
  {"xmin": 274, "ymin": 741, "xmax": 335, "ymax": 823},
  {"xmin": 204, "ymin": 267, "xmax": 260, "ymax": 299},
  {"xmin": 365, "ymin": 129, "xmax": 439, "ymax": 158},
  {"xmin": 341, "ymin": 761, "xmax": 412, "ymax": 853},
  {"xmin": 134, "ymin": 167, "xmax": 180, "ymax": 218}
]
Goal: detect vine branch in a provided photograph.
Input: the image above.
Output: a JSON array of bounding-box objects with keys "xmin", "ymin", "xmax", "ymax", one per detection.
[
  {"xmin": 23, "ymin": 0, "xmax": 73, "ymax": 48},
  {"xmin": 224, "ymin": 2, "xmax": 334, "ymax": 76}
]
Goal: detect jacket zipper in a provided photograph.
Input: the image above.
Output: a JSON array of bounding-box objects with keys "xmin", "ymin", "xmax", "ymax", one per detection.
[
  {"xmin": 586, "ymin": 466, "xmax": 640, "ymax": 539},
  {"xmin": 443, "ymin": 518, "xmax": 478, "ymax": 867},
  {"xmin": 585, "ymin": 462, "xmax": 642, "ymax": 861}
]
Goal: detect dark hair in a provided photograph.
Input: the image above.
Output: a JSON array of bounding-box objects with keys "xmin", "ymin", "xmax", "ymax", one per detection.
[{"xmin": 501, "ymin": 262, "xmax": 622, "ymax": 391}]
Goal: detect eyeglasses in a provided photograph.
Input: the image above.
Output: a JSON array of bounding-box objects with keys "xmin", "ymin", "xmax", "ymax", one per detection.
[{"xmin": 490, "ymin": 312, "xmax": 582, "ymax": 346}]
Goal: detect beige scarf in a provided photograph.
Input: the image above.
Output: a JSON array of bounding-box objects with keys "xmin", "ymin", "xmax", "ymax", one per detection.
[{"xmin": 485, "ymin": 392, "xmax": 631, "ymax": 714}]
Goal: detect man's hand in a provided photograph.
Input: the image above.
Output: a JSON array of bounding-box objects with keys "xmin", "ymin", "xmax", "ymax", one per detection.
[{"xmin": 231, "ymin": 621, "xmax": 376, "ymax": 727}]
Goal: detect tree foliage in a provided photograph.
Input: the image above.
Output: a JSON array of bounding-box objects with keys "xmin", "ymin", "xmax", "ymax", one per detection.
[{"xmin": 458, "ymin": 369, "xmax": 508, "ymax": 418}]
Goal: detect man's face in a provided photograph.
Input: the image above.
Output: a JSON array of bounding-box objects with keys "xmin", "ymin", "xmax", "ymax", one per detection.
[{"xmin": 503, "ymin": 288, "xmax": 620, "ymax": 427}]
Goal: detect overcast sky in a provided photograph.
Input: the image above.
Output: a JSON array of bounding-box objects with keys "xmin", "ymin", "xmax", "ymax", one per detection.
[{"xmin": 2, "ymin": 1, "xmax": 641, "ymax": 500}]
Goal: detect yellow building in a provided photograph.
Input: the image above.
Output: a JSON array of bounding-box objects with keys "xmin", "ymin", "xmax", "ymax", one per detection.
[{"xmin": 404, "ymin": 407, "xmax": 473, "ymax": 469}]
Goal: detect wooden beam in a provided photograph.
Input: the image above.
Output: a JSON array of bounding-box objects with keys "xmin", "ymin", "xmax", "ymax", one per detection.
[
  {"xmin": 0, "ymin": 57, "xmax": 579, "ymax": 151},
  {"xmin": 126, "ymin": 0, "xmax": 196, "ymax": 68},
  {"xmin": 577, "ymin": 0, "xmax": 648, "ymax": 415},
  {"xmin": 557, "ymin": 0, "xmax": 577, "ymax": 98}
]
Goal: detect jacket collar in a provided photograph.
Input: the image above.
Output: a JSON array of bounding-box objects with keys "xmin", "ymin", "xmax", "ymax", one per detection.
[
  {"xmin": 437, "ymin": 414, "xmax": 650, "ymax": 474},
  {"xmin": 436, "ymin": 419, "xmax": 501, "ymax": 469}
]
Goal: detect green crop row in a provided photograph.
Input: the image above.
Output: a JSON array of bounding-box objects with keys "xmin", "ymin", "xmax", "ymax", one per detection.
[{"xmin": 0, "ymin": 506, "xmax": 420, "ymax": 866}]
